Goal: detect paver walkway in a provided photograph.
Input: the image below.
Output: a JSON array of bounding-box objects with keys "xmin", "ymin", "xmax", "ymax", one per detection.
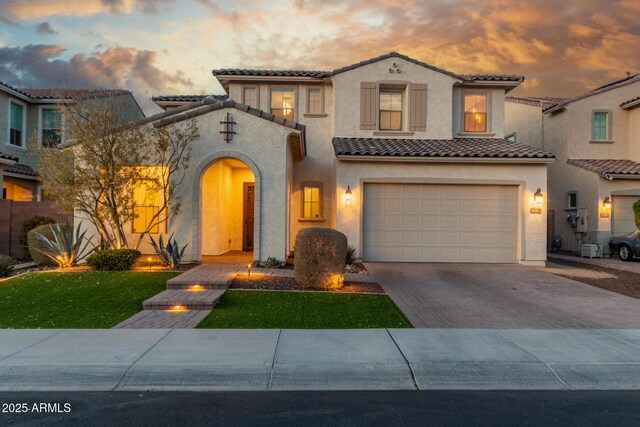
[
  {"xmin": 548, "ymin": 252, "xmax": 640, "ymax": 274},
  {"xmin": 367, "ymin": 262, "xmax": 640, "ymax": 328}
]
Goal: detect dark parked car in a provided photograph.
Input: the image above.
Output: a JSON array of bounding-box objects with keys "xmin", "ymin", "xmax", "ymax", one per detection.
[{"xmin": 609, "ymin": 230, "xmax": 640, "ymax": 261}]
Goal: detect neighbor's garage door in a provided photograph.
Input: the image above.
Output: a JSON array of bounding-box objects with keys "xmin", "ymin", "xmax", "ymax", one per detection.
[
  {"xmin": 612, "ymin": 195, "xmax": 640, "ymax": 235},
  {"xmin": 363, "ymin": 183, "xmax": 518, "ymax": 263}
]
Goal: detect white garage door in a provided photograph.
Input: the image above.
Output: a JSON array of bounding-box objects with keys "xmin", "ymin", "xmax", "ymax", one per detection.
[
  {"xmin": 363, "ymin": 183, "xmax": 518, "ymax": 263},
  {"xmin": 612, "ymin": 195, "xmax": 640, "ymax": 235}
]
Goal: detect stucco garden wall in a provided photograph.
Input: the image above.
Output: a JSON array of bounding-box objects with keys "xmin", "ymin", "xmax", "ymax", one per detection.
[{"xmin": 335, "ymin": 161, "xmax": 549, "ymax": 265}]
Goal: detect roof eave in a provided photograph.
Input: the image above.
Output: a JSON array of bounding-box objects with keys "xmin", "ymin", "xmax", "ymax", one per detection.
[
  {"xmin": 336, "ymin": 155, "xmax": 555, "ymax": 164},
  {"xmin": 0, "ymin": 157, "xmax": 17, "ymax": 166},
  {"xmin": 3, "ymin": 171, "xmax": 38, "ymax": 180},
  {"xmin": 604, "ymin": 173, "xmax": 640, "ymax": 180},
  {"xmin": 621, "ymin": 99, "xmax": 640, "ymax": 110},
  {"xmin": 459, "ymin": 80, "xmax": 523, "ymax": 92},
  {"xmin": 213, "ymin": 74, "xmax": 326, "ymax": 84}
]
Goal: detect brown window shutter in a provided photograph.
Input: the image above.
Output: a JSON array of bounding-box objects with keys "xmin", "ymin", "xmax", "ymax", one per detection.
[
  {"xmin": 360, "ymin": 82, "xmax": 377, "ymax": 130},
  {"xmin": 409, "ymin": 83, "xmax": 427, "ymax": 131}
]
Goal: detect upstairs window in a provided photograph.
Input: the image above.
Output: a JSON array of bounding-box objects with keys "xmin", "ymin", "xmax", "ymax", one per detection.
[
  {"xmin": 592, "ymin": 110, "xmax": 611, "ymax": 141},
  {"xmin": 307, "ymin": 88, "xmax": 322, "ymax": 114},
  {"xmin": 243, "ymin": 86, "xmax": 258, "ymax": 109},
  {"xmin": 41, "ymin": 108, "xmax": 63, "ymax": 148},
  {"xmin": 567, "ymin": 191, "xmax": 577, "ymax": 210},
  {"xmin": 302, "ymin": 183, "xmax": 322, "ymax": 219},
  {"xmin": 271, "ymin": 88, "xmax": 295, "ymax": 121},
  {"xmin": 9, "ymin": 101, "xmax": 25, "ymax": 147},
  {"xmin": 379, "ymin": 90, "xmax": 402, "ymax": 131},
  {"xmin": 464, "ymin": 93, "xmax": 487, "ymax": 132}
]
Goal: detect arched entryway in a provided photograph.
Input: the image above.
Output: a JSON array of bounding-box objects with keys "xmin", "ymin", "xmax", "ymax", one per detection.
[{"xmin": 194, "ymin": 152, "xmax": 261, "ymax": 260}]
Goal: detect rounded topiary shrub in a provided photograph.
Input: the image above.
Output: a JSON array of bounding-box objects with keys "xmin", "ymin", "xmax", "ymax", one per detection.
[
  {"xmin": 27, "ymin": 223, "xmax": 72, "ymax": 266},
  {"xmin": 294, "ymin": 227, "xmax": 348, "ymax": 289},
  {"xmin": 86, "ymin": 249, "xmax": 141, "ymax": 271},
  {"xmin": 20, "ymin": 216, "xmax": 56, "ymax": 260}
]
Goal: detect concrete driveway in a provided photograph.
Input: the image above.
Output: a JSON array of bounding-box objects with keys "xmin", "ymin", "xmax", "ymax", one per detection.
[{"xmin": 366, "ymin": 263, "xmax": 640, "ymax": 328}]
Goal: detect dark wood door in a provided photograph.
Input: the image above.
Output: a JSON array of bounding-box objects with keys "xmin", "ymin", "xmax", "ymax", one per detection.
[{"xmin": 243, "ymin": 183, "xmax": 255, "ymax": 251}]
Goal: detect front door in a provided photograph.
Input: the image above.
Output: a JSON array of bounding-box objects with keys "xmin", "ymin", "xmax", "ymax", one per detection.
[{"xmin": 243, "ymin": 182, "xmax": 255, "ymax": 251}]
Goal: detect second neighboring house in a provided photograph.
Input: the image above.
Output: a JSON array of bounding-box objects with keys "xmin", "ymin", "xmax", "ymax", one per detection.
[
  {"xmin": 505, "ymin": 74, "xmax": 640, "ymax": 255},
  {"xmin": 0, "ymin": 82, "xmax": 144, "ymax": 201},
  {"xmin": 131, "ymin": 52, "xmax": 553, "ymax": 265}
]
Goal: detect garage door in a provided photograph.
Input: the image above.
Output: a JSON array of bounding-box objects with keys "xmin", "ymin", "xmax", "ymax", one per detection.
[
  {"xmin": 612, "ymin": 195, "xmax": 640, "ymax": 235},
  {"xmin": 363, "ymin": 183, "xmax": 518, "ymax": 263}
]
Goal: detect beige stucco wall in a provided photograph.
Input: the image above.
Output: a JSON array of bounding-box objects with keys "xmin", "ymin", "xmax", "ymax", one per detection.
[
  {"xmin": 504, "ymin": 102, "xmax": 543, "ymax": 149},
  {"xmin": 629, "ymin": 107, "xmax": 640, "ymax": 163},
  {"xmin": 330, "ymin": 57, "xmax": 458, "ymax": 139},
  {"xmin": 335, "ymin": 160, "xmax": 549, "ymax": 265}
]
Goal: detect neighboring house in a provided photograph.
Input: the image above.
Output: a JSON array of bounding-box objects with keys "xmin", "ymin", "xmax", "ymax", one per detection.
[
  {"xmin": 505, "ymin": 74, "xmax": 640, "ymax": 255},
  {"xmin": 0, "ymin": 82, "xmax": 144, "ymax": 201},
  {"xmin": 106, "ymin": 52, "xmax": 553, "ymax": 265}
]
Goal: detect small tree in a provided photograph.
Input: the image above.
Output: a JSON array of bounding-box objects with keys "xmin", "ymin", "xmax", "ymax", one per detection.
[
  {"xmin": 34, "ymin": 94, "xmax": 197, "ymax": 250},
  {"xmin": 634, "ymin": 199, "xmax": 640, "ymax": 230}
]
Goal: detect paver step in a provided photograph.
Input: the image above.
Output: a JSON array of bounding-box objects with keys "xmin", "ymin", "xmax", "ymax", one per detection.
[
  {"xmin": 143, "ymin": 289, "xmax": 225, "ymax": 310},
  {"xmin": 166, "ymin": 282, "xmax": 228, "ymax": 290},
  {"xmin": 113, "ymin": 309, "xmax": 211, "ymax": 329}
]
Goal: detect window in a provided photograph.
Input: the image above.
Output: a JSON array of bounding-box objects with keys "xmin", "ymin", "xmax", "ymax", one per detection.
[
  {"xmin": 505, "ymin": 132, "xmax": 516, "ymax": 142},
  {"xmin": 379, "ymin": 91, "xmax": 402, "ymax": 130},
  {"xmin": 567, "ymin": 191, "xmax": 577, "ymax": 210},
  {"xmin": 243, "ymin": 86, "xmax": 258, "ymax": 109},
  {"xmin": 464, "ymin": 93, "xmax": 487, "ymax": 132},
  {"xmin": 9, "ymin": 101, "xmax": 25, "ymax": 147},
  {"xmin": 307, "ymin": 88, "xmax": 322, "ymax": 114},
  {"xmin": 41, "ymin": 108, "xmax": 63, "ymax": 148},
  {"xmin": 271, "ymin": 88, "xmax": 295, "ymax": 121},
  {"xmin": 132, "ymin": 182, "xmax": 160, "ymax": 234},
  {"xmin": 302, "ymin": 184, "xmax": 322, "ymax": 219},
  {"xmin": 592, "ymin": 110, "xmax": 610, "ymax": 141}
]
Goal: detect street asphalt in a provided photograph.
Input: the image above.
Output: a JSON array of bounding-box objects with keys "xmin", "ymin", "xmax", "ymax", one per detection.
[
  {"xmin": 2, "ymin": 391, "xmax": 640, "ymax": 426},
  {"xmin": 3, "ymin": 328, "xmax": 640, "ymax": 391}
]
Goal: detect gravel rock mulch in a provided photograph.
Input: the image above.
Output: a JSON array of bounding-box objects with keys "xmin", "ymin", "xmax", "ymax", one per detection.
[
  {"xmin": 230, "ymin": 275, "xmax": 385, "ymax": 294},
  {"xmin": 547, "ymin": 258, "xmax": 640, "ymax": 300}
]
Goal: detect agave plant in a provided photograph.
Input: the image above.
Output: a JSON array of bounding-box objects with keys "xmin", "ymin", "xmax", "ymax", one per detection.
[
  {"xmin": 33, "ymin": 222, "xmax": 94, "ymax": 268},
  {"xmin": 149, "ymin": 234, "xmax": 188, "ymax": 269}
]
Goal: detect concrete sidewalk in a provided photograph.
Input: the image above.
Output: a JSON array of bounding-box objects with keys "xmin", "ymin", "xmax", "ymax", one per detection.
[
  {"xmin": 2, "ymin": 329, "xmax": 640, "ymax": 391},
  {"xmin": 548, "ymin": 252, "xmax": 640, "ymax": 274}
]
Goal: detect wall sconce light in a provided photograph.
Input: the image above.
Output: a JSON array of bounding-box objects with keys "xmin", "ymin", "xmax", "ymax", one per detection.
[
  {"xmin": 533, "ymin": 188, "xmax": 544, "ymax": 204},
  {"xmin": 603, "ymin": 196, "xmax": 612, "ymax": 210},
  {"xmin": 345, "ymin": 186, "xmax": 353, "ymax": 204}
]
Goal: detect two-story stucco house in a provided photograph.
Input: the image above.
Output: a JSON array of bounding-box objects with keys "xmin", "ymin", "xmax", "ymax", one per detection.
[
  {"xmin": 505, "ymin": 74, "xmax": 640, "ymax": 255},
  {"xmin": 124, "ymin": 52, "xmax": 553, "ymax": 265},
  {"xmin": 0, "ymin": 82, "xmax": 144, "ymax": 201}
]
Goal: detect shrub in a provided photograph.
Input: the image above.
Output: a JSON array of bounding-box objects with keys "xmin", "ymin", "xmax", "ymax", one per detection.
[
  {"xmin": 294, "ymin": 227, "xmax": 347, "ymax": 290},
  {"xmin": 86, "ymin": 249, "xmax": 141, "ymax": 271},
  {"xmin": 31, "ymin": 222, "xmax": 94, "ymax": 268},
  {"xmin": 28, "ymin": 224, "xmax": 73, "ymax": 266},
  {"xmin": 634, "ymin": 199, "xmax": 640, "ymax": 230},
  {"xmin": 20, "ymin": 216, "xmax": 56, "ymax": 259},
  {"xmin": 0, "ymin": 255, "xmax": 13, "ymax": 278},
  {"xmin": 346, "ymin": 246, "xmax": 357, "ymax": 264},
  {"xmin": 149, "ymin": 234, "xmax": 188, "ymax": 269},
  {"xmin": 261, "ymin": 256, "xmax": 282, "ymax": 269}
]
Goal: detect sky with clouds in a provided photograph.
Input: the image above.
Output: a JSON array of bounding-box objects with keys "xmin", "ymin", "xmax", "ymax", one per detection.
[{"xmin": 0, "ymin": 0, "xmax": 639, "ymax": 113}]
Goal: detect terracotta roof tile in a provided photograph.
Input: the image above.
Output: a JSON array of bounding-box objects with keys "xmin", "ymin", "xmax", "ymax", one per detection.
[
  {"xmin": 620, "ymin": 96, "xmax": 640, "ymax": 109},
  {"xmin": 4, "ymin": 163, "xmax": 37, "ymax": 177},
  {"xmin": 545, "ymin": 74, "xmax": 640, "ymax": 113},
  {"xmin": 333, "ymin": 137, "xmax": 554, "ymax": 160},
  {"xmin": 213, "ymin": 69, "xmax": 327, "ymax": 78},
  {"xmin": 567, "ymin": 159, "xmax": 640, "ymax": 177},
  {"xmin": 17, "ymin": 88, "xmax": 131, "ymax": 100},
  {"xmin": 152, "ymin": 94, "xmax": 228, "ymax": 103},
  {"xmin": 506, "ymin": 96, "xmax": 568, "ymax": 108},
  {"xmin": 0, "ymin": 151, "xmax": 18, "ymax": 162},
  {"xmin": 462, "ymin": 74, "xmax": 524, "ymax": 82}
]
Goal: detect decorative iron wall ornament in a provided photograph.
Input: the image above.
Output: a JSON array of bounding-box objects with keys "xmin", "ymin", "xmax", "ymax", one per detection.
[{"xmin": 220, "ymin": 112, "xmax": 237, "ymax": 142}]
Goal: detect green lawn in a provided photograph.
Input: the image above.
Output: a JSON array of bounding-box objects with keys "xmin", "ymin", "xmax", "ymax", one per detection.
[
  {"xmin": 197, "ymin": 290, "xmax": 412, "ymax": 329},
  {"xmin": 0, "ymin": 271, "xmax": 178, "ymax": 328}
]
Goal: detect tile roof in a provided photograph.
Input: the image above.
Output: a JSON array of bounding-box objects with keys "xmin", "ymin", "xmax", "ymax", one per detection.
[
  {"xmin": 152, "ymin": 94, "xmax": 228, "ymax": 103},
  {"xmin": 567, "ymin": 159, "xmax": 640, "ymax": 178},
  {"xmin": 0, "ymin": 81, "xmax": 31, "ymax": 99},
  {"xmin": 332, "ymin": 137, "xmax": 554, "ymax": 160},
  {"xmin": 620, "ymin": 96, "xmax": 640, "ymax": 109},
  {"xmin": 213, "ymin": 69, "xmax": 327, "ymax": 78},
  {"xmin": 4, "ymin": 163, "xmax": 38, "ymax": 177},
  {"xmin": 147, "ymin": 97, "xmax": 305, "ymax": 132},
  {"xmin": 17, "ymin": 88, "xmax": 132, "ymax": 100},
  {"xmin": 545, "ymin": 74, "xmax": 640, "ymax": 113},
  {"xmin": 212, "ymin": 52, "xmax": 523, "ymax": 85},
  {"xmin": 0, "ymin": 151, "xmax": 18, "ymax": 163},
  {"xmin": 506, "ymin": 96, "xmax": 568, "ymax": 108}
]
